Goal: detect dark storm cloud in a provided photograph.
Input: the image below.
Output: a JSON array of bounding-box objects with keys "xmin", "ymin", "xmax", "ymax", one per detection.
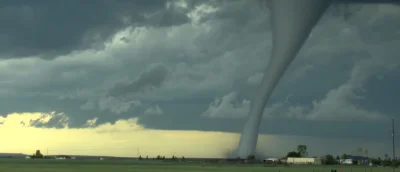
[
  {"xmin": 358, "ymin": 14, "xmax": 400, "ymax": 43},
  {"xmin": 109, "ymin": 64, "xmax": 169, "ymax": 97},
  {"xmin": 336, "ymin": 0, "xmax": 400, "ymax": 4},
  {"xmin": 29, "ymin": 112, "xmax": 68, "ymax": 128},
  {"xmin": 0, "ymin": 0, "xmax": 399, "ymax": 146},
  {"xmin": 0, "ymin": 0, "xmax": 191, "ymax": 59},
  {"xmin": 137, "ymin": 102, "xmax": 397, "ymax": 143},
  {"xmin": 354, "ymin": 68, "xmax": 400, "ymax": 116},
  {"xmin": 271, "ymin": 51, "xmax": 358, "ymax": 103},
  {"xmin": 200, "ymin": 0, "xmax": 270, "ymax": 33}
]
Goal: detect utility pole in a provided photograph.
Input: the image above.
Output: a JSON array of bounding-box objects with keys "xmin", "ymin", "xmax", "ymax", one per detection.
[
  {"xmin": 47, "ymin": 148, "xmax": 48, "ymax": 156},
  {"xmin": 392, "ymin": 119, "xmax": 395, "ymax": 171}
]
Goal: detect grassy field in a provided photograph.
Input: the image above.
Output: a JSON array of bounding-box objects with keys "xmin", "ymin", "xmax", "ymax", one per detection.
[{"xmin": 0, "ymin": 159, "xmax": 396, "ymax": 172}]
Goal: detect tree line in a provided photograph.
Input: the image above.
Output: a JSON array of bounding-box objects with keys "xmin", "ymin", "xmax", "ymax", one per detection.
[
  {"xmin": 138, "ymin": 155, "xmax": 185, "ymax": 161},
  {"xmin": 28, "ymin": 147, "xmax": 400, "ymax": 167}
]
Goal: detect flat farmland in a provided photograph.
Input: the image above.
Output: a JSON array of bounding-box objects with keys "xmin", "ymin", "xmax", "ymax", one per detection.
[{"xmin": 0, "ymin": 159, "xmax": 395, "ymax": 172}]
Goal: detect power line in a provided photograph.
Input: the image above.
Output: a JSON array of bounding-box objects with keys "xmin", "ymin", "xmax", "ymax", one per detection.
[{"xmin": 392, "ymin": 118, "xmax": 395, "ymax": 172}]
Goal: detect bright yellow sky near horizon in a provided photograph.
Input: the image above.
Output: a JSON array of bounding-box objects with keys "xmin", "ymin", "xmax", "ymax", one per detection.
[
  {"xmin": 0, "ymin": 112, "xmax": 254, "ymax": 158},
  {"xmin": 0, "ymin": 112, "xmax": 392, "ymax": 158}
]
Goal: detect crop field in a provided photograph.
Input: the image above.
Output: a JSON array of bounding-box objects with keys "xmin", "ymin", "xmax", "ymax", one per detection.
[{"xmin": 0, "ymin": 159, "xmax": 396, "ymax": 172}]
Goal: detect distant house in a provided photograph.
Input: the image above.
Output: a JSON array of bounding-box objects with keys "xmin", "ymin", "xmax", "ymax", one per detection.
[
  {"xmin": 264, "ymin": 158, "xmax": 279, "ymax": 163},
  {"xmin": 287, "ymin": 157, "xmax": 321, "ymax": 165},
  {"xmin": 340, "ymin": 156, "xmax": 369, "ymax": 165}
]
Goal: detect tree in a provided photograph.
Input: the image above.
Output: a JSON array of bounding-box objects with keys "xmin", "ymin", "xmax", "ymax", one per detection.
[
  {"xmin": 340, "ymin": 154, "xmax": 349, "ymax": 159},
  {"xmin": 286, "ymin": 151, "xmax": 301, "ymax": 158},
  {"xmin": 35, "ymin": 150, "xmax": 41, "ymax": 156},
  {"xmin": 297, "ymin": 145, "xmax": 308, "ymax": 157},
  {"xmin": 323, "ymin": 154, "xmax": 336, "ymax": 165},
  {"xmin": 247, "ymin": 155, "xmax": 256, "ymax": 160},
  {"xmin": 139, "ymin": 156, "xmax": 142, "ymax": 160},
  {"xmin": 370, "ymin": 157, "xmax": 382, "ymax": 166},
  {"xmin": 31, "ymin": 150, "xmax": 43, "ymax": 159},
  {"xmin": 382, "ymin": 157, "xmax": 392, "ymax": 167}
]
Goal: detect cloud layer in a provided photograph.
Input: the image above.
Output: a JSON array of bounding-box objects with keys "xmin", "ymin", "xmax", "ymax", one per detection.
[{"xmin": 0, "ymin": 0, "xmax": 399, "ymax": 150}]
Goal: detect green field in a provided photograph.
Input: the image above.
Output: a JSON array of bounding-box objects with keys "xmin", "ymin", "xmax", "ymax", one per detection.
[{"xmin": 0, "ymin": 159, "xmax": 395, "ymax": 172}]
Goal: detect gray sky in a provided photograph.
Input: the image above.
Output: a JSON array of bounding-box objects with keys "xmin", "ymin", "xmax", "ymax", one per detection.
[{"xmin": 0, "ymin": 0, "xmax": 399, "ymax": 157}]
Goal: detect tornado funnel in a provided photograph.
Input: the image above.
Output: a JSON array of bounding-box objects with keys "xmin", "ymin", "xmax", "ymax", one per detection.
[{"xmin": 237, "ymin": 0, "xmax": 332, "ymax": 158}]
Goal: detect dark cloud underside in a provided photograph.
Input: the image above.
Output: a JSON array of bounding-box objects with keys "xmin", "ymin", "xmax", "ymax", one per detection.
[{"xmin": 0, "ymin": 0, "xmax": 189, "ymax": 59}]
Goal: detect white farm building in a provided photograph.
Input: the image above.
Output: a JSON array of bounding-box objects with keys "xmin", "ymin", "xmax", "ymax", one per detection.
[
  {"xmin": 287, "ymin": 157, "xmax": 321, "ymax": 165},
  {"xmin": 264, "ymin": 158, "xmax": 279, "ymax": 163}
]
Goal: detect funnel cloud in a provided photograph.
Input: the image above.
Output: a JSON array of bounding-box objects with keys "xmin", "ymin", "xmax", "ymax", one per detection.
[{"xmin": 237, "ymin": 0, "xmax": 398, "ymax": 158}]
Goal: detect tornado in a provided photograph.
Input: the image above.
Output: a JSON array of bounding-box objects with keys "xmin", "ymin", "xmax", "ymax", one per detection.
[{"xmin": 237, "ymin": 0, "xmax": 332, "ymax": 158}]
